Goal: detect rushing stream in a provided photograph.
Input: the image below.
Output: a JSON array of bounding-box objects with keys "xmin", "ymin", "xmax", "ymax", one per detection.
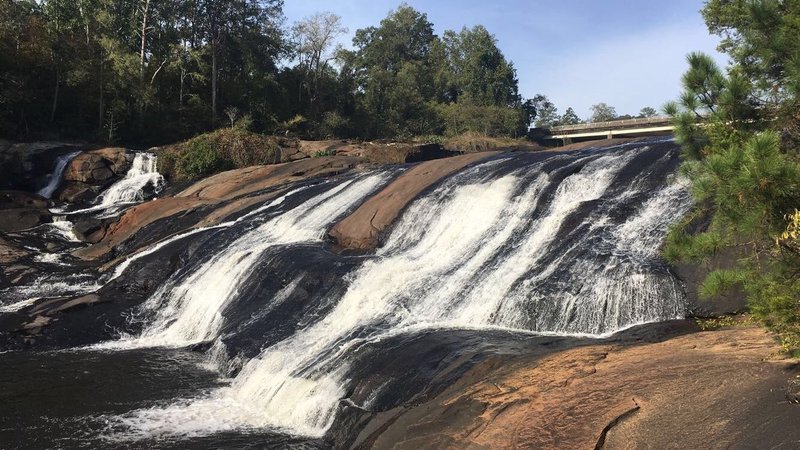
[{"xmin": 0, "ymin": 139, "xmax": 693, "ymax": 448}]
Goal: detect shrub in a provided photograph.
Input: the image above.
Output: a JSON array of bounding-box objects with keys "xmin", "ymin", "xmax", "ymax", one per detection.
[{"xmin": 157, "ymin": 128, "xmax": 286, "ymax": 182}]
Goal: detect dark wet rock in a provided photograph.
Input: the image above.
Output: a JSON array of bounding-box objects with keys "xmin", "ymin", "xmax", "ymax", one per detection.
[
  {"xmin": 672, "ymin": 231, "xmax": 749, "ymax": 317},
  {"xmin": 0, "ymin": 209, "xmax": 51, "ymax": 233},
  {"xmin": 57, "ymin": 182, "xmax": 95, "ymax": 203},
  {"xmin": 71, "ymin": 216, "xmax": 116, "ymax": 243},
  {"xmin": 0, "ymin": 190, "xmax": 50, "ymax": 209},
  {"xmin": 0, "ymin": 191, "xmax": 52, "ymax": 232},
  {"xmin": 3, "ymin": 264, "xmax": 36, "ymax": 285}
]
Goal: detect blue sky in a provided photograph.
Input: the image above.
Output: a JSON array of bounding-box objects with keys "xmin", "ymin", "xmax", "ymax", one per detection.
[{"xmin": 283, "ymin": 1, "xmax": 727, "ymax": 119}]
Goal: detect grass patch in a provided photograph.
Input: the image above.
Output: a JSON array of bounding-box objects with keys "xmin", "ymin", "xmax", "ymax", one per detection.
[
  {"xmin": 695, "ymin": 314, "xmax": 756, "ymax": 331},
  {"xmin": 415, "ymin": 132, "xmax": 539, "ymax": 153}
]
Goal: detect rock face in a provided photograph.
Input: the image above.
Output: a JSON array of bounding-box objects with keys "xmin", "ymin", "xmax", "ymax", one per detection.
[
  {"xmin": 356, "ymin": 326, "xmax": 800, "ymax": 450},
  {"xmin": 0, "ymin": 191, "xmax": 51, "ymax": 232},
  {"xmin": 329, "ymin": 152, "xmax": 500, "ymax": 250},
  {"xmin": 60, "ymin": 148, "xmax": 131, "ymax": 188},
  {"xmin": 51, "ymin": 147, "xmax": 133, "ymax": 204}
]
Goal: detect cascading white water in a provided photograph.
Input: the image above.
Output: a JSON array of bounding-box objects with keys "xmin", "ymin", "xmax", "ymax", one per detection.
[
  {"xmin": 55, "ymin": 152, "xmax": 165, "ymax": 217},
  {"xmin": 96, "ymin": 152, "xmax": 164, "ymax": 208},
  {"xmin": 112, "ymin": 146, "xmax": 694, "ymax": 439},
  {"xmin": 100, "ymin": 173, "xmax": 390, "ymax": 350},
  {"xmin": 37, "ymin": 151, "xmax": 81, "ymax": 198}
]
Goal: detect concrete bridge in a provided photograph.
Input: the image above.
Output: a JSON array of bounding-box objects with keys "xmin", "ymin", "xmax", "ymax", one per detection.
[{"xmin": 533, "ymin": 116, "xmax": 674, "ymax": 145}]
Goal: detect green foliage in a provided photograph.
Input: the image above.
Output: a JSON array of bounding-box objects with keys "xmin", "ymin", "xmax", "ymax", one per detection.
[
  {"xmin": 559, "ymin": 107, "xmax": 582, "ymax": 125},
  {"xmin": 177, "ymin": 135, "xmax": 231, "ymax": 180},
  {"xmin": 699, "ymin": 269, "xmax": 748, "ymax": 299},
  {"xmin": 668, "ymin": 0, "xmax": 800, "ymax": 353},
  {"xmin": 638, "ymin": 106, "xmax": 658, "ymax": 118},
  {"xmin": 0, "ymin": 1, "xmax": 531, "ymax": 142},
  {"xmin": 0, "ymin": 0, "xmax": 288, "ymax": 144},
  {"xmin": 531, "ymin": 95, "xmax": 560, "ymax": 128},
  {"xmin": 435, "ymin": 102, "xmax": 528, "ymax": 137},
  {"xmin": 339, "ymin": 4, "xmax": 529, "ymax": 139},
  {"xmin": 589, "ymin": 103, "xmax": 617, "ymax": 122},
  {"xmin": 695, "ymin": 314, "xmax": 755, "ymax": 331},
  {"xmin": 159, "ymin": 128, "xmax": 285, "ymax": 181},
  {"xmin": 313, "ymin": 149, "xmax": 336, "ymax": 158}
]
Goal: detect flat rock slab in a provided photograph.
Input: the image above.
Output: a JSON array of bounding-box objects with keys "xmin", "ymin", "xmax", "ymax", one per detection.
[
  {"xmin": 363, "ymin": 327, "xmax": 799, "ymax": 449},
  {"xmin": 329, "ymin": 152, "xmax": 500, "ymax": 250}
]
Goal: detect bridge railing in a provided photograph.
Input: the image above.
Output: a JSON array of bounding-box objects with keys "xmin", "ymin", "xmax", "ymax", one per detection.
[{"xmin": 547, "ymin": 115, "xmax": 672, "ymax": 133}]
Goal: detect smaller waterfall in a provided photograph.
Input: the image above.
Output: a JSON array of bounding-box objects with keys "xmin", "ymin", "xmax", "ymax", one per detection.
[
  {"xmin": 37, "ymin": 151, "xmax": 81, "ymax": 198},
  {"xmin": 96, "ymin": 152, "xmax": 164, "ymax": 207},
  {"xmin": 56, "ymin": 152, "xmax": 165, "ymax": 216}
]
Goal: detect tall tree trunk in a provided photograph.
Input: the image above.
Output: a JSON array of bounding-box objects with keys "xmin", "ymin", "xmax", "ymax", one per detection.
[
  {"xmin": 180, "ymin": 68, "xmax": 185, "ymax": 108},
  {"xmin": 98, "ymin": 57, "xmax": 104, "ymax": 131},
  {"xmin": 50, "ymin": 66, "xmax": 59, "ymax": 123},
  {"xmin": 211, "ymin": 39, "xmax": 218, "ymax": 126},
  {"xmin": 139, "ymin": 0, "xmax": 150, "ymax": 83}
]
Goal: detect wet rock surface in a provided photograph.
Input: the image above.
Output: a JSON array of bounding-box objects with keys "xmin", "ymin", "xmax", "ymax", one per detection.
[{"xmin": 0, "ymin": 191, "xmax": 52, "ymax": 232}]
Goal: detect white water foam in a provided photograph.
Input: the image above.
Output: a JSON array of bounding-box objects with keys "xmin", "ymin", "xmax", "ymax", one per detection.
[
  {"xmin": 58, "ymin": 152, "xmax": 164, "ymax": 217},
  {"xmin": 95, "ymin": 174, "xmax": 388, "ymax": 351}
]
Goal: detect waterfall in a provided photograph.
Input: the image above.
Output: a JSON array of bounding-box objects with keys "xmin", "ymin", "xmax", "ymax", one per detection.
[
  {"xmin": 100, "ymin": 173, "xmax": 391, "ymax": 350},
  {"xmin": 109, "ymin": 143, "xmax": 694, "ymax": 439},
  {"xmin": 56, "ymin": 152, "xmax": 165, "ymax": 216},
  {"xmin": 96, "ymin": 152, "xmax": 164, "ymax": 208},
  {"xmin": 37, "ymin": 151, "xmax": 81, "ymax": 198}
]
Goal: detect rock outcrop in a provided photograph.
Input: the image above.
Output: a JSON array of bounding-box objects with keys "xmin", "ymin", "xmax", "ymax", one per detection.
[
  {"xmin": 55, "ymin": 147, "xmax": 132, "ymax": 203},
  {"xmin": 356, "ymin": 326, "xmax": 799, "ymax": 449},
  {"xmin": 72, "ymin": 156, "xmax": 365, "ymax": 261},
  {"xmin": 295, "ymin": 140, "xmax": 462, "ymax": 164}
]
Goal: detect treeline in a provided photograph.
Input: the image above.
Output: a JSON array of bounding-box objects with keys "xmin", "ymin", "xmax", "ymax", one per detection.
[
  {"xmin": 0, "ymin": 1, "xmax": 533, "ymax": 145},
  {"xmin": 665, "ymin": 0, "xmax": 800, "ymax": 352},
  {"xmin": 530, "ymin": 96, "xmax": 660, "ymax": 128}
]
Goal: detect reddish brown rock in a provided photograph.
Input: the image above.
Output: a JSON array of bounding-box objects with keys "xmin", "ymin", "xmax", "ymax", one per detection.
[
  {"xmin": 63, "ymin": 147, "xmax": 130, "ymax": 185},
  {"xmin": 74, "ymin": 156, "xmax": 365, "ymax": 261},
  {"xmin": 0, "ymin": 236, "xmax": 30, "ymax": 264},
  {"xmin": 362, "ymin": 327, "xmax": 799, "ymax": 450},
  {"xmin": 329, "ymin": 152, "xmax": 500, "ymax": 250}
]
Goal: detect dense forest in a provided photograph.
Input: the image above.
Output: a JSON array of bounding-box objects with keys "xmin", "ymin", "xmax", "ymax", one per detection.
[
  {"xmin": 666, "ymin": 0, "xmax": 800, "ymax": 352},
  {"xmin": 0, "ymin": 1, "xmax": 539, "ymax": 145}
]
